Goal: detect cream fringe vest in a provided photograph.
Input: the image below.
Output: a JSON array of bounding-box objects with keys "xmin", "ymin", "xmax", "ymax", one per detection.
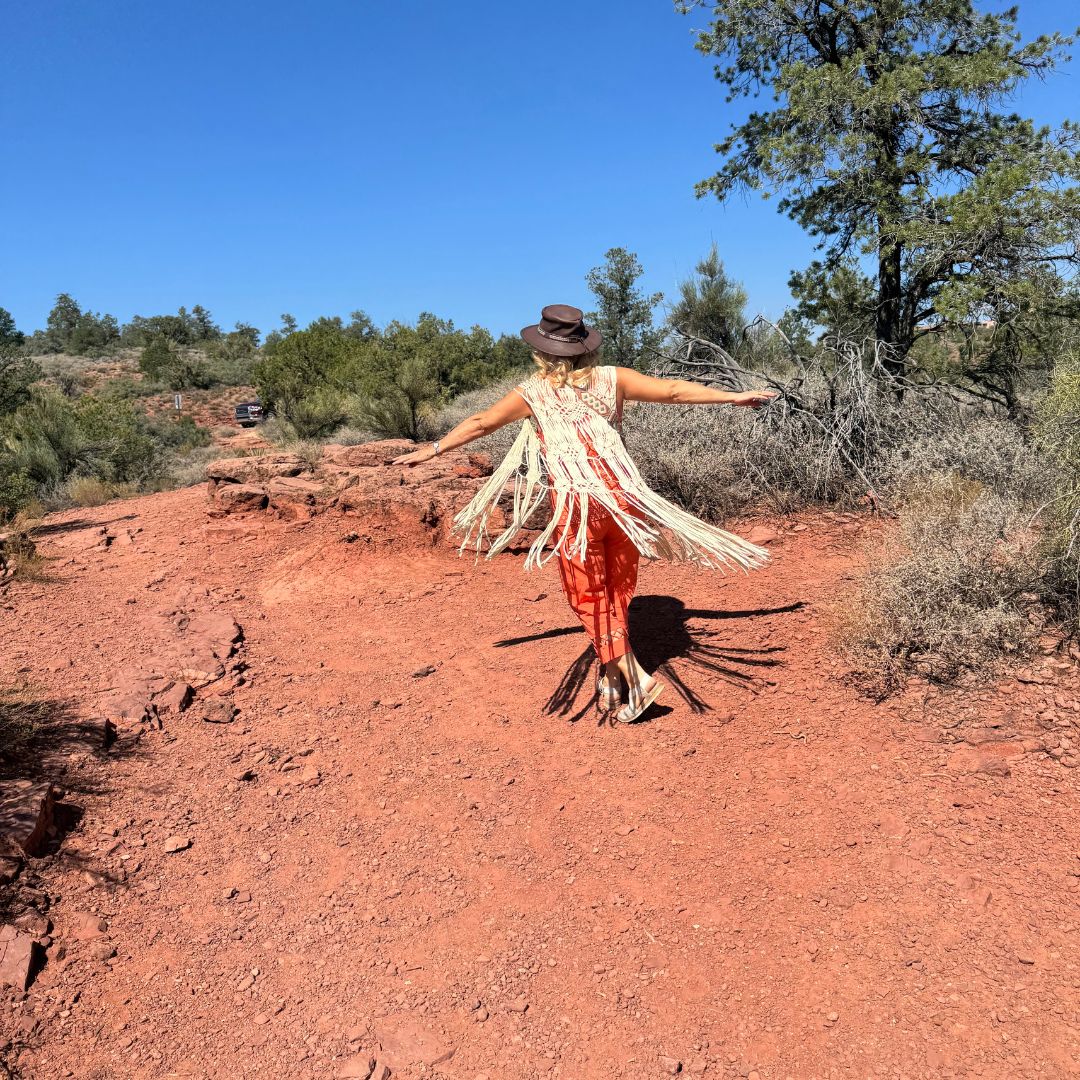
[{"xmin": 453, "ymin": 366, "xmax": 770, "ymax": 573}]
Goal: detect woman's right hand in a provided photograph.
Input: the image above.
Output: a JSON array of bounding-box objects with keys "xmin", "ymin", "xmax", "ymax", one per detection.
[{"xmin": 731, "ymin": 390, "xmax": 779, "ymax": 408}]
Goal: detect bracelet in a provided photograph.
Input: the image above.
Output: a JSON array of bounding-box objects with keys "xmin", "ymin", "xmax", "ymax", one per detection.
[{"xmin": 432, "ymin": 441, "xmax": 441, "ymax": 456}]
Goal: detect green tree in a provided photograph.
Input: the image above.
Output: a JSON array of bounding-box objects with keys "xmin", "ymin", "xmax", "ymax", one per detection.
[
  {"xmin": 789, "ymin": 260, "xmax": 877, "ymax": 345},
  {"xmin": 345, "ymin": 310, "xmax": 378, "ymax": 341},
  {"xmin": 191, "ymin": 305, "xmax": 221, "ymax": 341},
  {"xmin": 253, "ymin": 322, "xmax": 376, "ymax": 423},
  {"xmin": 139, "ymin": 336, "xmax": 210, "ymax": 389},
  {"xmin": 67, "ymin": 311, "xmax": 120, "ymax": 356},
  {"xmin": 0, "ymin": 309, "xmax": 41, "ymax": 418},
  {"xmin": 667, "ymin": 244, "xmax": 747, "ymax": 352},
  {"xmin": 44, "ymin": 293, "xmax": 82, "ymax": 352},
  {"xmin": 683, "ymin": 0, "xmax": 1080, "ymax": 377},
  {"xmin": 585, "ymin": 247, "xmax": 663, "ymax": 369}
]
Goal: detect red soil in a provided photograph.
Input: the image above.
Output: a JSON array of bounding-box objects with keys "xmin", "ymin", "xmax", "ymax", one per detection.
[{"xmin": 1, "ymin": 477, "xmax": 1078, "ymax": 1080}]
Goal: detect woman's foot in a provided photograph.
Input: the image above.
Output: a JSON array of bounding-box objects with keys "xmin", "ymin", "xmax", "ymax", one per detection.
[
  {"xmin": 615, "ymin": 676, "xmax": 665, "ymax": 724},
  {"xmin": 597, "ymin": 673, "xmax": 622, "ymax": 712}
]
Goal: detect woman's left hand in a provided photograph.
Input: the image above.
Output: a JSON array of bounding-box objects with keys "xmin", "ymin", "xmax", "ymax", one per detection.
[{"xmin": 392, "ymin": 445, "xmax": 438, "ymax": 467}]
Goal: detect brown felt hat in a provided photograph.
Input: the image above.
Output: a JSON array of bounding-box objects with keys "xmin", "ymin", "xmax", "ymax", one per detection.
[{"xmin": 520, "ymin": 304, "xmax": 603, "ymax": 358}]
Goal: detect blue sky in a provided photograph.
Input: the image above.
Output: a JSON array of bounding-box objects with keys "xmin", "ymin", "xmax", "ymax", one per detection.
[{"xmin": 3, "ymin": 1, "xmax": 1078, "ymax": 338}]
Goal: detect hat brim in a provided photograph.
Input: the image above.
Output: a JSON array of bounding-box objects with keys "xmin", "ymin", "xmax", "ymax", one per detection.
[{"xmin": 520, "ymin": 323, "xmax": 603, "ymax": 357}]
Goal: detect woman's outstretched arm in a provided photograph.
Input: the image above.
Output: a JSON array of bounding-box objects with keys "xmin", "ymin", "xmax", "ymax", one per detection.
[
  {"xmin": 617, "ymin": 366, "xmax": 778, "ymax": 408},
  {"xmin": 392, "ymin": 389, "xmax": 533, "ymax": 467}
]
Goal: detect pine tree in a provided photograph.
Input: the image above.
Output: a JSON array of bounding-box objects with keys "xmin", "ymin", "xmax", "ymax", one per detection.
[{"xmin": 682, "ymin": 0, "xmax": 1080, "ymax": 376}]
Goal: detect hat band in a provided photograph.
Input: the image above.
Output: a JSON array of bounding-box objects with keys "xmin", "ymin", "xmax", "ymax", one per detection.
[{"xmin": 535, "ymin": 325, "xmax": 585, "ymax": 344}]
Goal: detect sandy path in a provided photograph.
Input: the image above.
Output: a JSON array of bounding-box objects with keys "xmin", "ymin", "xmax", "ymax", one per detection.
[{"xmin": 2, "ymin": 485, "xmax": 1077, "ymax": 1079}]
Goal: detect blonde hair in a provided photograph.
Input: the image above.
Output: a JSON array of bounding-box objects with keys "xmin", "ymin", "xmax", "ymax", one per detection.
[{"xmin": 531, "ymin": 348, "xmax": 601, "ymax": 389}]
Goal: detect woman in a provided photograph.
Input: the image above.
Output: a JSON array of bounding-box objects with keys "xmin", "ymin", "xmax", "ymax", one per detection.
[{"xmin": 394, "ymin": 304, "xmax": 776, "ymax": 723}]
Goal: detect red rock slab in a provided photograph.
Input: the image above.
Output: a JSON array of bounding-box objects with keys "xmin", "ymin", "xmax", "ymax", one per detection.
[
  {"xmin": 0, "ymin": 781, "xmax": 57, "ymax": 857},
  {"xmin": 0, "ymin": 925, "xmax": 39, "ymax": 990}
]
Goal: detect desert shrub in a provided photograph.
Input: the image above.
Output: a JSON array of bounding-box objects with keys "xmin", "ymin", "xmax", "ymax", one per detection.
[
  {"xmin": 148, "ymin": 413, "xmax": 212, "ymax": 453},
  {"xmin": 98, "ymin": 374, "xmax": 161, "ymax": 400},
  {"xmin": 166, "ymin": 445, "xmax": 232, "ymax": 488},
  {"xmin": 626, "ymin": 401, "xmax": 829, "ymax": 519},
  {"xmin": 254, "ymin": 324, "xmax": 375, "ymax": 424},
  {"xmin": 139, "ymin": 337, "xmax": 213, "ymax": 390},
  {"xmin": 294, "ymin": 440, "xmax": 324, "ymax": 471},
  {"xmin": 330, "ymin": 425, "xmax": 377, "ymax": 446},
  {"xmin": 0, "ymin": 460, "xmax": 35, "ymax": 522},
  {"xmin": 836, "ymin": 476, "xmax": 1044, "ymax": 694},
  {"xmin": 0, "ymin": 685, "xmax": 47, "ymax": 760},
  {"xmin": 202, "ymin": 326, "xmax": 259, "ymax": 386},
  {"xmin": 63, "ymin": 475, "xmax": 115, "ymax": 507},
  {"xmin": 352, "ymin": 355, "xmax": 440, "ymax": 440},
  {"xmin": 75, "ymin": 396, "xmax": 167, "ymax": 483},
  {"xmin": 425, "ymin": 373, "xmax": 529, "ymax": 458},
  {"xmin": 259, "ymin": 416, "xmax": 299, "ymax": 446},
  {"xmin": 1035, "ymin": 353, "xmax": 1080, "ymax": 616},
  {"xmin": 288, "ymin": 387, "xmax": 351, "ymax": 439},
  {"xmin": 877, "ymin": 403, "xmax": 1050, "ymax": 507},
  {"xmin": 2, "ymin": 390, "xmax": 91, "ymax": 487},
  {"xmin": 0, "ymin": 389, "xmax": 186, "ymax": 511}
]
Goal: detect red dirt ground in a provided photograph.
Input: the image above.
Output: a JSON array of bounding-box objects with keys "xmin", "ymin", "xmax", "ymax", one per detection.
[{"xmin": 1, "ymin": 480, "xmax": 1078, "ymax": 1080}]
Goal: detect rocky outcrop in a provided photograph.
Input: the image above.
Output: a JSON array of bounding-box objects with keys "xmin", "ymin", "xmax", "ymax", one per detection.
[{"xmin": 206, "ymin": 440, "xmax": 522, "ymax": 550}]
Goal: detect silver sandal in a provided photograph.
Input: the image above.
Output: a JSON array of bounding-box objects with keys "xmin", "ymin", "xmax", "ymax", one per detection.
[
  {"xmin": 616, "ymin": 678, "xmax": 665, "ymax": 724},
  {"xmin": 597, "ymin": 674, "xmax": 621, "ymax": 712}
]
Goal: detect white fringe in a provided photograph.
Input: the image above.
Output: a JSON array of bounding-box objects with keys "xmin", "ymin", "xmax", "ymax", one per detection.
[{"xmin": 452, "ymin": 369, "xmax": 770, "ymax": 574}]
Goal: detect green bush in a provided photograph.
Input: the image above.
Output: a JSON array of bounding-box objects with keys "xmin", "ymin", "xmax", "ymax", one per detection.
[
  {"xmin": 352, "ymin": 355, "xmax": 440, "ymax": 440},
  {"xmin": 139, "ymin": 337, "xmax": 213, "ymax": 390},
  {"xmin": 1035, "ymin": 353, "xmax": 1080, "ymax": 614},
  {"xmin": 286, "ymin": 387, "xmax": 351, "ymax": 439},
  {"xmin": 0, "ymin": 460, "xmax": 35, "ymax": 522},
  {"xmin": 254, "ymin": 314, "xmax": 531, "ymax": 442}
]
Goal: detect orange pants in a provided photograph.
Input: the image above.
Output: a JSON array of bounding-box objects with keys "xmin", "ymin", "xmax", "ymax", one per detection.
[{"xmin": 555, "ymin": 501, "xmax": 640, "ymax": 664}]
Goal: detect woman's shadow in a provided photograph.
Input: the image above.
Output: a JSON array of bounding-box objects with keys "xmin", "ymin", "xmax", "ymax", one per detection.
[{"xmin": 494, "ymin": 594, "xmax": 801, "ymax": 724}]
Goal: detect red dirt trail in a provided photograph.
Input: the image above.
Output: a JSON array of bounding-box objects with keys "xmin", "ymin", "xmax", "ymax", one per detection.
[{"xmin": 1, "ymin": 480, "xmax": 1078, "ymax": 1080}]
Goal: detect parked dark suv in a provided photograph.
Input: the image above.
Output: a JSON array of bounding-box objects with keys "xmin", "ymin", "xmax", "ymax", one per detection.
[{"xmin": 234, "ymin": 401, "xmax": 264, "ymax": 427}]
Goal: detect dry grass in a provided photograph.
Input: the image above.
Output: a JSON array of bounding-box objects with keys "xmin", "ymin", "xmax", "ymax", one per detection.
[
  {"xmin": 834, "ymin": 475, "xmax": 1044, "ymax": 696},
  {"xmin": 0, "ymin": 685, "xmax": 49, "ymax": 761},
  {"xmin": 63, "ymin": 476, "xmax": 115, "ymax": 507}
]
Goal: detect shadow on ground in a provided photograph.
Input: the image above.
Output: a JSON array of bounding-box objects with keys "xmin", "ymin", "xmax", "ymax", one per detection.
[
  {"xmin": 0, "ymin": 686, "xmax": 144, "ymax": 797},
  {"xmin": 496, "ymin": 595, "xmax": 803, "ymax": 723}
]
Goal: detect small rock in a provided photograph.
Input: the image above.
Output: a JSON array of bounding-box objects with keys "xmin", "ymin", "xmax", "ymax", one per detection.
[
  {"xmin": 614, "ymin": 824, "xmax": 635, "ymax": 837},
  {"xmin": 337, "ymin": 1055, "xmax": 376, "ymax": 1079},
  {"xmin": 474, "ymin": 1006, "xmax": 489, "ymax": 1023},
  {"xmin": 201, "ymin": 700, "xmax": 238, "ymax": 724},
  {"xmin": 154, "ymin": 681, "xmax": 194, "ymax": 716},
  {"xmin": 68, "ymin": 912, "xmax": 109, "ymax": 940},
  {"xmin": 412, "ymin": 665, "xmax": 437, "ymax": 678},
  {"xmin": 745, "ymin": 526, "xmax": 778, "ymax": 546},
  {"xmin": 90, "ymin": 940, "xmax": 117, "ymax": 962},
  {"xmin": 163, "ymin": 835, "xmax": 192, "ymax": 854},
  {"xmin": 506, "ymin": 997, "xmax": 529, "ymax": 1013},
  {"xmin": 1017, "ymin": 951, "xmax": 1036, "ymax": 965},
  {"xmin": 660, "ymin": 1057, "xmax": 682, "ymax": 1075}
]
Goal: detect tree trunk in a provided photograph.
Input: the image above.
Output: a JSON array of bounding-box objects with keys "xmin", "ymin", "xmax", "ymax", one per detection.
[{"xmin": 876, "ymin": 234, "xmax": 905, "ymax": 381}]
